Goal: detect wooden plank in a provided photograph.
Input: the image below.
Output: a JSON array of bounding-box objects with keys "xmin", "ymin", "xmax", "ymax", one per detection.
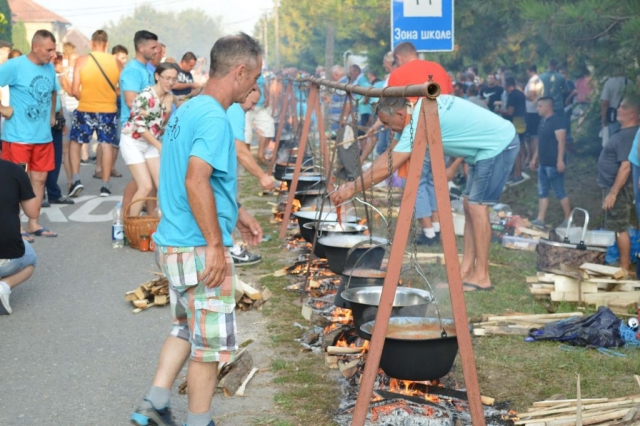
[
  {"xmin": 526, "ymin": 276, "xmax": 541, "ymax": 283},
  {"xmin": 554, "ymin": 277, "xmax": 598, "ymax": 294},
  {"xmin": 134, "ymin": 286, "xmax": 149, "ymax": 300},
  {"xmin": 237, "ymin": 280, "xmax": 261, "ymax": 300},
  {"xmin": 551, "ymin": 291, "xmax": 580, "ymax": 302},
  {"xmin": 530, "ymin": 288, "xmax": 553, "ymax": 295},
  {"xmin": 154, "ymin": 294, "xmax": 168, "ymax": 306},
  {"xmin": 579, "ymin": 263, "xmax": 626, "ymax": 279},
  {"xmin": 220, "ymin": 350, "xmax": 254, "ymax": 397},
  {"xmin": 583, "ymin": 291, "xmax": 640, "ymax": 306},
  {"xmin": 485, "ymin": 312, "xmax": 583, "ymax": 321},
  {"xmin": 125, "ymin": 291, "xmax": 138, "ymax": 302},
  {"xmin": 537, "ymin": 272, "xmax": 558, "ymax": 283}
]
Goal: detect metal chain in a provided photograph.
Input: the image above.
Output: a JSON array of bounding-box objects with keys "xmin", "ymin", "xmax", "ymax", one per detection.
[
  {"xmin": 406, "ymin": 107, "xmax": 420, "ymax": 267},
  {"xmin": 386, "ymin": 137, "xmax": 394, "ymax": 244}
]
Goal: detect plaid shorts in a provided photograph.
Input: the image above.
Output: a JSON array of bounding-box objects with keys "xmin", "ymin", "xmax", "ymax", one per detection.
[
  {"xmin": 603, "ymin": 185, "xmax": 633, "ymax": 233},
  {"xmin": 157, "ymin": 245, "xmax": 237, "ymax": 363}
]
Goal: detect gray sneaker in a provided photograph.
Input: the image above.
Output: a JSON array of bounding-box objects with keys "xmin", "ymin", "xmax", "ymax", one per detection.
[
  {"xmin": 558, "ymin": 218, "xmax": 570, "ymax": 228},
  {"xmin": 131, "ymin": 399, "xmax": 177, "ymax": 426},
  {"xmin": 531, "ymin": 219, "xmax": 546, "ymax": 230},
  {"xmin": 0, "ymin": 288, "xmax": 12, "ymax": 315}
]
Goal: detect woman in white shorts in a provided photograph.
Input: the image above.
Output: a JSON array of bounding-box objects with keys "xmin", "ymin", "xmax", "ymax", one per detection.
[{"xmin": 120, "ymin": 62, "xmax": 178, "ymax": 217}]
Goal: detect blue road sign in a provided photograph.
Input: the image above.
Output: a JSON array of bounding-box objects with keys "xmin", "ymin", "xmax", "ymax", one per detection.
[{"xmin": 391, "ymin": 0, "xmax": 454, "ymax": 52}]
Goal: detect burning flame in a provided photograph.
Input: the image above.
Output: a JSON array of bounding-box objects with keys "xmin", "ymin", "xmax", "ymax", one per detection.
[
  {"xmin": 388, "ymin": 379, "xmax": 441, "ymax": 404},
  {"xmin": 331, "ymin": 307, "xmax": 353, "ymax": 324}
]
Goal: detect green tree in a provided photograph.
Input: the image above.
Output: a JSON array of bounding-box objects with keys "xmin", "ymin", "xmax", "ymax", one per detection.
[
  {"xmin": 0, "ymin": 0, "xmax": 10, "ymax": 41},
  {"xmin": 104, "ymin": 5, "xmax": 224, "ymax": 61},
  {"xmin": 12, "ymin": 20, "xmax": 29, "ymax": 53}
]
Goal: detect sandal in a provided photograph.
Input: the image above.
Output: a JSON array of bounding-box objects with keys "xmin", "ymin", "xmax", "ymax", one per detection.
[
  {"xmin": 21, "ymin": 232, "xmax": 35, "ymax": 243},
  {"xmin": 111, "ymin": 169, "xmax": 123, "ymax": 178},
  {"xmin": 93, "ymin": 171, "xmax": 101, "ymax": 179},
  {"xmin": 29, "ymin": 227, "xmax": 58, "ymax": 238}
]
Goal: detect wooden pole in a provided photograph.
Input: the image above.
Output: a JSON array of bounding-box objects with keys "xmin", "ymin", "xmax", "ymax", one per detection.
[
  {"xmin": 313, "ymin": 88, "xmax": 331, "ymax": 183},
  {"xmin": 427, "ymin": 98, "xmax": 486, "ymax": 425},
  {"xmin": 278, "ymin": 85, "xmax": 318, "ymax": 239},
  {"xmin": 351, "ymin": 98, "xmax": 433, "ymax": 425}
]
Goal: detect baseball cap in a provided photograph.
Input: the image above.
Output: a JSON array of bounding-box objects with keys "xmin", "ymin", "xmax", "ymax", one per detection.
[{"xmin": 0, "ymin": 40, "xmax": 12, "ymax": 49}]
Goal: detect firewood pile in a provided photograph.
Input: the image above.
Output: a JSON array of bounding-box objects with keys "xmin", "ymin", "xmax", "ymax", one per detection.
[
  {"xmin": 125, "ymin": 274, "xmax": 272, "ymax": 313},
  {"xmin": 471, "ymin": 312, "xmax": 584, "ymax": 337},
  {"xmin": 514, "ymin": 375, "xmax": 640, "ymax": 425},
  {"xmin": 526, "ymin": 263, "xmax": 640, "ymax": 316},
  {"xmin": 125, "ymin": 274, "xmax": 170, "ymax": 313},
  {"xmin": 235, "ymin": 278, "xmax": 272, "ymax": 312}
]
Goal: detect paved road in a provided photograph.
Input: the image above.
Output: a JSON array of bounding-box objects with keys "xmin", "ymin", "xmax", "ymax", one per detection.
[{"xmin": 0, "ymin": 159, "xmax": 278, "ymax": 425}]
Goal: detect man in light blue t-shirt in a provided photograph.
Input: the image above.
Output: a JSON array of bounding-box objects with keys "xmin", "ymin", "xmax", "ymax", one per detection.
[
  {"xmin": 0, "ymin": 30, "xmax": 58, "ymax": 238},
  {"xmin": 331, "ymin": 95, "xmax": 519, "ymax": 293},
  {"xmin": 118, "ymin": 30, "xmax": 158, "ymax": 217},
  {"xmin": 131, "ymin": 33, "xmax": 263, "ymax": 426}
]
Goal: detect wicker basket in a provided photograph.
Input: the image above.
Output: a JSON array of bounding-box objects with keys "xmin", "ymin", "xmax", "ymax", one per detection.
[{"xmin": 123, "ymin": 197, "xmax": 160, "ymax": 249}]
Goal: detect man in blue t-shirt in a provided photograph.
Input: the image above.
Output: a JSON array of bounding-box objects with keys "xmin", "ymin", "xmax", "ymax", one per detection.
[
  {"xmin": 0, "ymin": 30, "xmax": 58, "ymax": 238},
  {"xmin": 118, "ymin": 30, "xmax": 158, "ymax": 217},
  {"xmin": 331, "ymin": 95, "xmax": 519, "ymax": 292},
  {"xmin": 131, "ymin": 33, "xmax": 264, "ymax": 426}
]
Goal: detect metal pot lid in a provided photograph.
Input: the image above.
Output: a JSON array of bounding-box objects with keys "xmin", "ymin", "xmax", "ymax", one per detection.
[
  {"xmin": 360, "ymin": 317, "xmax": 457, "ymax": 341},
  {"xmin": 318, "ymin": 235, "xmax": 387, "ymax": 248},
  {"xmin": 538, "ymin": 238, "xmax": 607, "ymax": 252},
  {"xmin": 315, "ymin": 223, "xmax": 367, "ymax": 233},
  {"xmin": 294, "ymin": 211, "xmax": 359, "ymax": 223},
  {"xmin": 281, "ymin": 173, "xmax": 326, "ymax": 181},
  {"xmin": 340, "ymin": 286, "xmax": 432, "ymax": 307}
]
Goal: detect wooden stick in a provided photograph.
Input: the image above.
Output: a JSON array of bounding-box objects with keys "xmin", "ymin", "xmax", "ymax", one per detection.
[
  {"xmin": 576, "ymin": 374, "xmax": 582, "ymax": 426},
  {"xmin": 486, "ymin": 312, "xmax": 583, "ymax": 322},
  {"xmin": 533, "ymin": 398, "xmax": 609, "ymax": 408},
  {"xmin": 326, "ymin": 346, "xmax": 365, "ymax": 354},
  {"xmin": 235, "ymin": 367, "xmax": 259, "ymax": 397}
]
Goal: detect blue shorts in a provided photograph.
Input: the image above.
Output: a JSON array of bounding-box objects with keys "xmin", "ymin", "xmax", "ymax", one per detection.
[
  {"xmin": 70, "ymin": 111, "xmax": 118, "ymax": 144},
  {"xmin": 0, "ymin": 241, "xmax": 37, "ymax": 277},
  {"xmin": 465, "ymin": 135, "xmax": 520, "ymax": 205},
  {"xmin": 538, "ymin": 165, "xmax": 567, "ymax": 200}
]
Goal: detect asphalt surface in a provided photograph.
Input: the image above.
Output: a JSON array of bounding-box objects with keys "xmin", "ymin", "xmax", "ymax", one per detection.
[{"xmin": 0, "ymin": 158, "xmax": 278, "ymax": 425}]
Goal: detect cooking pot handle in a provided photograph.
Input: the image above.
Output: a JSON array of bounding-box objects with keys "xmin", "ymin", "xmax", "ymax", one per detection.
[
  {"xmin": 408, "ymin": 263, "xmax": 448, "ymax": 338},
  {"xmin": 353, "ymin": 197, "xmax": 388, "ymax": 228},
  {"xmin": 564, "ymin": 207, "xmax": 589, "ymax": 249},
  {"xmin": 345, "ymin": 244, "xmax": 390, "ymax": 290}
]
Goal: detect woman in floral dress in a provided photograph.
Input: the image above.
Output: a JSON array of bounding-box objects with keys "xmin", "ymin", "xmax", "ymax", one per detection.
[{"xmin": 120, "ymin": 62, "xmax": 179, "ymax": 217}]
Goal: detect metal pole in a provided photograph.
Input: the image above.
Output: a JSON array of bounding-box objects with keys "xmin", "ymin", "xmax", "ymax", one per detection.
[
  {"xmin": 351, "ymin": 99, "xmax": 433, "ymax": 425},
  {"xmin": 278, "ymin": 85, "xmax": 318, "ymax": 239},
  {"xmin": 309, "ymin": 77, "xmax": 439, "ymax": 99}
]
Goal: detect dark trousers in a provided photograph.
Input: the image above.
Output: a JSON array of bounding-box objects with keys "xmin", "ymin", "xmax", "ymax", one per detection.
[{"xmin": 45, "ymin": 126, "xmax": 64, "ymax": 201}]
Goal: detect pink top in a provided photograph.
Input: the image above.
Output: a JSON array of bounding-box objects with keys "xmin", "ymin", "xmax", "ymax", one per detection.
[{"xmin": 575, "ymin": 77, "xmax": 592, "ymax": 103}]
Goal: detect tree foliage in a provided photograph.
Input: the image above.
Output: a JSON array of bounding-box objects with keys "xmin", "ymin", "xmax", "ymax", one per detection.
[
  {"xmin": 257, "ymin": 0, "xmax": 390, "ymax": 74},
  {"xmin": 0, "ymin": 0, "xmax": 10, "ymax": 41},
  {"xmin": 104, "ymin": 5, "xmax": 224, "ymax": 61},
  {"xmin": 11, "ymin": 20, "xmax": 29, "ymax": 53}
]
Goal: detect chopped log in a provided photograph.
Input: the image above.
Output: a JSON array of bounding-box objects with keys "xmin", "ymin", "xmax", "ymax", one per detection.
[
  {"xmin": 133, "ymin": 299, "xmax": 149, "ymax": 308},
  {"xmin": 325, "ymin": 354, "xmax": 339, "ymax": 369},
  {"xmin": 551, "ymin": 291, "xmax": 581, "ymax": 302},
  {"xmin": 219, "ymin": 350, "xmax": 254, "ymax": 397},
  {"xmin": 526, "ymin": 276, "xmax": 540, "ymax": 283},
  {"xmin": 579, "ymin": 263, "xmax": 626, "ymax": 279},
  {"xmin": 327, "ymin": 346, "xmax": 365, "ymax": 354},
  {"xmin": 133, "ymin": 302, "xmax": 156, "ymax": 313},
  {"xmin": 554, "ymin": 277, "xmax": 598, "ymax": 294},
  {"xmin": 237, "ymin": 280, "xmax": 261, "ymax": 300},
  {"xmin": 235, "ymin": 367, "xmax": 259, "ymax": 397},
  {"xmin": 533, "ymin": 398, "xmax": 609, "ymax": 408},
  {"xmin": 338, "ymin": 358, "xmax": 361, "ymax": 378},
  {"xmin": 154, "ymin": 295, "xmax": 168, "ymax": 306},
  {"xmin": 261, "ymin": 287, "xmax": 272, "ymax": 302},
  {"xmin": 134, "ymin": 286, "xmax": 149, "ymax": 300},
  {"xmin": 125, "ymin": 291, "xmax": 138, "ymax": 302},
  {"xmin": 481, "ymin": 396, "xmax": 495, "ymax": 406},
  {"xmin": 537, "ymin": 272, "xmax": 558, "ymax": 283}
]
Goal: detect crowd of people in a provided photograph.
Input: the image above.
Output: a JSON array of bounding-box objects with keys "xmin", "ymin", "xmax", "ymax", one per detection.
[{"xmin": 1, "ymin": 23, "xmax": 639, "ymax": 426}]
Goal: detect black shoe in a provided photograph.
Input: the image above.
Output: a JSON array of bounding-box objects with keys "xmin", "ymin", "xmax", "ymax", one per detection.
[
  {"xmin": 80, "ymin": 159, "xmax": 91, "ymax": 166},
  {"xmin": 68, "ymin": 180, "xmax": 84, "ymax": 197},
  {"xmin": 100, "ymin": 187, "xmax": 111, "ymax": 197},
  {"xmin": 41, "ymin": 199, "xmax": 51, "ymax": 208},
  {"xmin": 416, "ymin": 233, "xmax": 439, "ymax": 246},
  {"xmin": 230, "ymin": 248, "xmax": 262, "ymax": 266},
  {"xmin": 50, "ymin": 197, "xmax": 75, "ymax": 205}
]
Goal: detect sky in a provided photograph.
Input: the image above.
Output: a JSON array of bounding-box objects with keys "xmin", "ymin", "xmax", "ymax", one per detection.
[{"xmin": 37, "ymin": 0, "xmax": 274, "ymax": 37}]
